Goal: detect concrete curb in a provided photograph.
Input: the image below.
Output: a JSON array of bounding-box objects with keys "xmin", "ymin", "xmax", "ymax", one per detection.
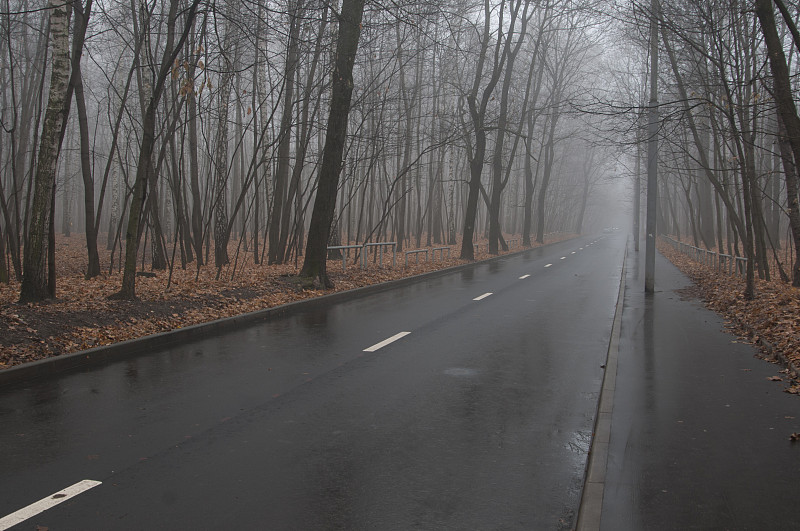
[
  {"xmin": 1, "ymin": 239, "xmax": 573, "ymax": 388},
  {"xmin": 575, "ymin": 239, "xmax": 628, "ymax": 531},
  {"xmin": 756, "ymin": 337, "xmax": 800, "ymax": 378}
]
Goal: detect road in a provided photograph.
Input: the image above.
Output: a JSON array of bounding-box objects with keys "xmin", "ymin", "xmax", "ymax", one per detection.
[
  {"xmin": 0, "ymin": 233, "xmax": 626, "ymax": 530},
  {"xmin": 600, "ymin": 245, "xmax": 800, "ymax": 530}
]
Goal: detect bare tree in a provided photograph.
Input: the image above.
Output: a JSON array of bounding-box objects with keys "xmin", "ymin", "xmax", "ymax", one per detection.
[
  {"xmin": 756, "ymin": 0, "xmax": 800, "ymax": 286},
  {"xmin": 110, "ymin": 0, "xmax": 202, "ymax": 300},
  {"xmin": 300, "ymin": 0, "xmax": 366, "ymax": 288},
  {"xmin": 19, "ymin": 0, "xmax": 71, "ymax": 302}
]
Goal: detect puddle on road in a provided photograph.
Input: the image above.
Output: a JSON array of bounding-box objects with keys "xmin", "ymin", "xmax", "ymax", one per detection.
[{"xmin": 443, "ymin": 368, "xmax": 479, "ymax": 377}]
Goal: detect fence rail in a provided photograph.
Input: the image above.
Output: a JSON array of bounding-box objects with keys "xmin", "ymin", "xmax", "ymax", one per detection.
[
  {"xmin": 405, "ymin": 249, "xmax": 429, "ymax": 267},
  {"xmin": 362, "ymin": 242, "xmax": 397, "ymax": 268},
  {"xmin": 661, "ymin": 236, "xmax": 747, "ymax": 278},
  {"xmin": 326, "ymin": 245, "xmax": 363, "ymax": 271},
  {"xmin": 431, "ymin": 246, "xmax": 451, "ymax": 261},
  {"xmin": 326, "ymin": 242, "xmax": 397, "ymax": 270},
  {"xmin": 328, "ymin": 237, "xmax": 532, "ymax": 271}
]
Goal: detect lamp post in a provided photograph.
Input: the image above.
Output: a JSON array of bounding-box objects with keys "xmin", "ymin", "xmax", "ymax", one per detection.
[{"xmin": 645, "ymin": 0, "xmax": 660, "ymax": 293}]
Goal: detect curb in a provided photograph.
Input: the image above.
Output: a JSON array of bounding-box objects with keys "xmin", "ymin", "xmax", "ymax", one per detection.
[
  {"xmin": 575, "ymin": 238, "xmax": 628, "ymax": 530},
  {"xmin": 756, "ymin": 337, "xmax": 800, "ymax": 378},
  {"xmin": 1, "ymin": 238, "xmax": 574, "ymax": 388}
]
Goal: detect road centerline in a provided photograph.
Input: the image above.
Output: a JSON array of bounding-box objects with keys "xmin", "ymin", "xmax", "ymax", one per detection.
[
  {"xmin": 473, "ymin": 293, "xmax": 493, "ymax": 301},
  {"xmin": 0, "ymin": 480, "xmax": 102, "ymax": 531},
  {"xmin": 363, "ymin": 332, "xmax": 411, "ymax": 352}
]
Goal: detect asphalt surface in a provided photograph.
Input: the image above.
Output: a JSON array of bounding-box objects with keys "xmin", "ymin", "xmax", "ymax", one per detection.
[
  {"xmin": 601, "ymin": 246, "xmax": 800, "ymax": 530},
  {"xmin": 0, "ymin": 234, "xmax": 625, "ymax": 530}
]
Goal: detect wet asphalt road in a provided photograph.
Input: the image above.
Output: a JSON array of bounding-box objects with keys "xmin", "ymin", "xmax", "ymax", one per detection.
[
  {"xmin": 0, "ymin": 234, "xmax": 625, "ymax": 530},
  {"xmin": 601, "ymin": 246, "xmax": 800, "ymax": 530}
]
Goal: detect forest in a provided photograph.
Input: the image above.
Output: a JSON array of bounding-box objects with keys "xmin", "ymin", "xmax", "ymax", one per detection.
[{"xmin": 2, "ymin": 0, "xmax": 800, "ymax": 365}]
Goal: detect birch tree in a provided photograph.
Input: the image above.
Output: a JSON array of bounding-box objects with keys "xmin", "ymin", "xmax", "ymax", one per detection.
[{"xmin": 19, "ymin": 0, "xmax": 71, "ymax": 302}]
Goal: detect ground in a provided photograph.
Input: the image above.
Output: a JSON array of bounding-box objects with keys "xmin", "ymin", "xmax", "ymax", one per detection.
[
  {"xmin": 1, "ymin": 234, "xmax": 567, "ymax": 369},
  {"xmin": 659, "ymin": 240, "xmax": 800, "ymax": 392}
]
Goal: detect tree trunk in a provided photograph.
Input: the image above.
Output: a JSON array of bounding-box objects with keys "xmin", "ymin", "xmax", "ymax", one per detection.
[
  {"xmin": 147, "ymin": 170, "xmax": 168, "ymax": 270},
  {"xmin": 68, "ymin": 0, "xmax": 101, "ymax": 278},
  {"xmin": 300, "ymin": 0, "xmax": 366, "ymax": 287},
  {"xmin": 575, "ymin": 150, "xmax": 593, "ymax": 234},
  {"xmin": 269, "ymin": 0, "xmax": 303, "ymax": 264},
  {"xmin": 536, "ymin": 101, "xmax": 560, "ymax": 244},
  {"xmin": 213, "ymin": 51, "xmax": 234, "ymax": 270},
  {"xmin": 460, "ymin": 0, "xmax": 508, "ymax": 260},
  {"xmin": 19, "ymin": 0, "xmax": 70, "ymax": 303},
  {"xmin": 489, "ymin": 0, "xmax": 529, "ymax": 254},
  {"xmin": 280, "ymin": 2, "xmax": 329, "ymax": 263},
  {"xmin": 61, "ymin": 149, "xmax": 74, "ymax": 236},
  {"xmin": 187, "ymin": 61, "xmax": 203, "ymax": 268},
  {"xmin": 756, "ymin": 0, "xmax": 800, "ymax": 286},
  {"xmin": 110, "ymin": 0, "xmax": 201, "ymax": 300},
  {"xmin": 776, "ymin": 116, "xmax": 800, "ymax": 286}
]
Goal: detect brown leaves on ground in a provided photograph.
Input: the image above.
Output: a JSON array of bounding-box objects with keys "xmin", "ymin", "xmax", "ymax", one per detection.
[
  {"xmin": 0, "ymin": 234, "xmax": 574, "ymax": 370},
  {"xmin": 659, "ymin": 241, "xmax": 800, "ymax": 378}
]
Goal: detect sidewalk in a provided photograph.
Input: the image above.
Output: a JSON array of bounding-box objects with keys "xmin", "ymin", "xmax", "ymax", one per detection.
[{"xmin": 601, "ymin": 245, "xmax": 800, "ymax": 530}]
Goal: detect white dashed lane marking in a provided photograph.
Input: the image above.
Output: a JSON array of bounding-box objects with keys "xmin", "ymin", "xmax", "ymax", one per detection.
[
  {"xmin": 0, "ymin": 480, "xmax": 102, "ymax": 531},
  {"xmin": 473, "ymin": 293, "xmax": 493, "ymax": 301},
  {"xmin": 363, "ymin": 332, "xmax": 411, "ymax": 352},
  {"xmin": 519, "ymin": 274, "xmax": 530, "ymax": 279}
]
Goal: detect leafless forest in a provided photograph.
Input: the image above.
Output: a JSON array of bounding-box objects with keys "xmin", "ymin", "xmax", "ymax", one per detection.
[{"xmin": 2, "ymin": 0, "xmax": 800, "ymax": 303}]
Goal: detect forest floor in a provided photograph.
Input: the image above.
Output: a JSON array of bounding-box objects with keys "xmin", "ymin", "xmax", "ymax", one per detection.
[
  {"xmin": 658, "ymin": 239, "xmax": 800, "ymax": 393},
  {"xmin": 0, "ymin": 233, "xmax": 572, "ymax": 370}
]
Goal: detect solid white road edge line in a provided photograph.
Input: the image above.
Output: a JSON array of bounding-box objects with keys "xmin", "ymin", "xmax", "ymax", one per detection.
[
  {"xmin": 363, "ymin": 332, "xmax": 411, "ymax": 352},
  {"xmin": 0, "ymin": 480, "xmax": 102, "ymax": 531},
  {"xmin": 519, "ymin": 274, "xmax": 530, "ymax": 279},
  {"xmin": 473, "ymin": 293, "xmax": 493, "ymax": 301}
]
